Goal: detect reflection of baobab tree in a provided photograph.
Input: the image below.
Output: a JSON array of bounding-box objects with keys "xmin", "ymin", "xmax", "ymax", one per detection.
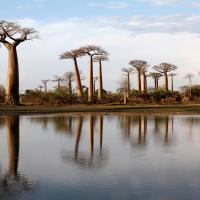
[
  {"xmin": 30, "ymin": 115, "xmax": 74, "ymax": 135},
  {"xmin": 0, "ymin": 115, "xmax": 34, "ymax": 199},
  {"xmin": 118, "ymin": 115, "xmax": 147, "ymax": 146},
  {"xmin": 153, "ymin": 116, "xmax": 172, "ymax": 145},
  {"xmin": 62, "ymin": 115, "xmax": 107, "ymax": 169}
]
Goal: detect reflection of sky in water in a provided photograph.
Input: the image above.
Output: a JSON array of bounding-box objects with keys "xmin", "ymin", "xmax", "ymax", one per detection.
[{"xmin": 0, "ymin": 114, "xmax": 200, "ymax": 200}]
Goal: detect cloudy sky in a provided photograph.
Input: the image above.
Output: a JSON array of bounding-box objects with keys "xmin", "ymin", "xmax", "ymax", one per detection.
[{"xmin": 0, "ymin": 0, "xmax": 200, "ymax": 92}]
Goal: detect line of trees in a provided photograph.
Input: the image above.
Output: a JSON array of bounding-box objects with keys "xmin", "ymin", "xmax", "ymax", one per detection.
[{"xmin": 1, "ymin": 20, "xmax": 200, "ymax": 105}]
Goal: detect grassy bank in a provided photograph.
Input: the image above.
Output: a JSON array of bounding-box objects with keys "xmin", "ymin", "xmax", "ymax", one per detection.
[{"xmin": 0, "ymin": 104, "xmax": 200, "ymax": 115}]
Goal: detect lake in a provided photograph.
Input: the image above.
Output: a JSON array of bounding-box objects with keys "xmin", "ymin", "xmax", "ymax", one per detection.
[{"xmin": 0, "ymin": 113, "xmax": 200, "ymax": 200}]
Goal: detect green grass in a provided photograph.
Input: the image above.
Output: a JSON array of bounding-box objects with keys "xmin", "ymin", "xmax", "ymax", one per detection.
[{"xmin": 0, "ymin": 104, "xmax": 200, "ymax": 115}]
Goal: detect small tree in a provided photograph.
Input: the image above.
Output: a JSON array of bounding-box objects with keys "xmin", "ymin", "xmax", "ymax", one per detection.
[
  {"xmin": 150, "ymin": 72, "xmax": 162, "ymax": 90},
  {"xmin": 60, "ymin": 49, "xmax": 84, "ymax": 98},
  {"xmin": 129, "ymin": 60, "xmax": 147, "ymax": 94},
  {"xmin": 93, "ymin": 55, "xmax": 109, "ymax": 101},
  {"xmin": 0, "ymin": 20, "xmax": 38, "ymax": 105},
  {"xmin": 153, "ymin": 63, "xmax": 177, "ymax": 95},
  {"xmin": 169, "ymin": 73, "xmax": 177, "ymax": 95},
  {"xmin": 121, "ymin": 67, "xmax": 134, "ymax": 98},
  {"xmin": 41, "ymin": 80, "xmax": 49, "ymax": 93},
  {"xmin": 184, "ymin": 73, "xmax": 193, "ymax": 100},
  {"xmin": 80, "ymin": 45, "xmax": 108, "ymax": 103}
]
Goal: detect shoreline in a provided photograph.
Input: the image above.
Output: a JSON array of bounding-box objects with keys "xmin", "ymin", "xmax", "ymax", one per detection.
[{"xmin": 0, "ymin": 104, "xmax": 200, "ymax": 115}]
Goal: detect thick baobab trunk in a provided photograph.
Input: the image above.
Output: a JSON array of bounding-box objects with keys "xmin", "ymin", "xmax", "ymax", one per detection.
[
  {"xmin": 171, "ymin": 76, "xmax": 174, "ymax": 95},
  {"xmin": 127, "ymin": 73, "xmax": 130, "ymax": 98},
  {"xmin": 93, "ymin": 81, "xmax": 96, "ymax": 95},
  {"xmin": 88, "ymin": 56, "xmax": 93, "ymax": 103},
  {"xmin": 5, "ymin": 45, "xmax": 19, "ymax": 105},
  {"xmin": 156, "ymin": 78, "xmax": 159, "ymax": 89},
  {"xmin": 68, "ymin": 76, "xmax": 72, "ymax": 95},
  {"xmin": 154, "ymin": 77, "xmax": 157, "ymax": 90},
  {"xmin": 98, "ymin": 60, "xmax": 103, "ymax": 100},
  {"xmin": 142, "ymin": 74, "xmax": 147, "ymax": 95},
  {"xmin": 73, "ymin": 58, "xmax": 83, "ymax": 98},
  {"xmin": 137, "ymin": 70, "xmax": 141, "ymax": 93},
  {"xmin": 6, "ymin": 115, "xmax": 19, "ymax": 176},
  {"xmin": 44, "ymin": 84, "xmax": 47, "ymax": 93},
  {"xmin": 164, "ymin": 72, "xmax": 168, "ymax": 94}
]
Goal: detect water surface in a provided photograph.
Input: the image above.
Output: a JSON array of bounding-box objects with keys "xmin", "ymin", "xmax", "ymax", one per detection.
[{"xmin": 0, "ymin": 113, "xmax": 200, "ymax": 200}]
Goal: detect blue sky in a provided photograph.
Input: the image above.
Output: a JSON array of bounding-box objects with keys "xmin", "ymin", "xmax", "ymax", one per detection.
[
  {"xmin": 1, "ymin": 0, "xmax": 200, "ymax": 91},
  {"xmin": 1, "ymin": 0, "xmax": 200, "ymax": 21}
]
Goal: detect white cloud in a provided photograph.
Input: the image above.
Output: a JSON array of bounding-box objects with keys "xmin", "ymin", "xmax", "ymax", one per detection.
[
  {"xmin": 89, "ymin": 1, "xmax": 128, "ymax": 9},
  {"xmin": 137, "ymin": 0, "xmax": 183, "ymax": 5},
  {"xmin": 0, "ymin": 16, "xmax": 200, "ymax": 93}
]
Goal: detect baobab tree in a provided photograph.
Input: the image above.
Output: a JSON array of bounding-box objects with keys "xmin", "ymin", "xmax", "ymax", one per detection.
[
  {"xmin": 60, "ymin": 49, "xmax": 84, "ymax": 98},
  {"xmin": 38, "ymin": 85, "xmax": 44, "ymax": 92},
  {"xmin": 153, "ymin": 63, "xmax": 177, "ymax": 95},
  {"xmin": 184, "ymin": 73, "xmax": 193, "ymax": 100},
  {"xmin": 41, "ymin": 80, "xmax": 49, "ymax": 93},
  {"xmin": 93, "ymin": 55, "xmax": 108, "ymax": 101},
  {"xmin": 150, "ymin": 72, "xmax": 162, "ymax": 90},
  {"xmin": 80, "ymin": 45, "xmax": 108, "ymax": 103},
  {"xmin": 63, "ymin": 72, "xmax": 74, "ymax": 95},
  {"xmin": 93, "ymin": 76, "xmax": 98, "ymax": 95},
  {"xmin": 52, "ymin": 75, "xmax": 64, "ymax": 94},
  {"xmin": 0, "ymin": 20, "xmax": 38, "ymax": 105},
  {"xmin": 129, "ymin": 60, "xmax": 147, "ymax": 94},
  {"xmin": 140, "ymin": 65, "xmax": 149, "ymax": 95},
  {"xmin": 121, "ymin": 67, "xmax": 134, "ymax": 98},
  {"xmin": 169, "ymin": 73, "xmax": 177, "ymax": 95}
]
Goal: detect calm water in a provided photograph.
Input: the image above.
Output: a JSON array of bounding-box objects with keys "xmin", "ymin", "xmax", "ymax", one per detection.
[{"xmin": 0, "ymin": 113, "xmax": 200, "ymax": 200}]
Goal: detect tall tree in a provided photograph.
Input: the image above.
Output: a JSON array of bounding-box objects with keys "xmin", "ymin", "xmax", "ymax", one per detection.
[
  {"xmin": 184, "ymin": 73, "xmax": 193, "ymax": 100},
  {"xmin": 41, "ymin": 80, "xmax": 49, "ymax": 93},
  {"xmin": 60, "ymin": 49, "xmax": 84, "ymax": 98},
  {"xmin": 153, "ymin": 63, "xmax": 177, "ymax": 95},
  {"xmin": 140, "ymin": 65, "xmax": 149, "ymax": 95},
  {"xmin": 52, "ymin": 75, "xmax": 64, "ymax": 94},
  {"xmin": 150, "ymin": 72, "xmax": 162, "ymax": 90},
  {"xmin": 121, "ymin": 67, "xmax": 134, "ymax": 98},
  {"xmin": 93, "ymin": 55, "xmax": 108, "ymax": 101},
  {"xmin": 0, "ymin": 20, "xmax": 38, "ymax": 105},
  {"xmin": 169, "ymin": 73, "xmax": 177, "ymax": 95},
  {"xmin": 63, "ymin": 72, "xmax": 74, "ymax": 95},
  {"xmin": 129, "ymin": 60, "xmax": 147, "ymax": 94},
  {"xmin": 93, "ymin": 76, "xmax": 98, "ymax": 95},
  {"xmin": 80, "ymin": 45, "xmax": 108, "ymax": 103}
]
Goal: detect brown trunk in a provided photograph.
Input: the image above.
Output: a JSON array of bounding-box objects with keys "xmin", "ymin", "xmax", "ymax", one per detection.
[
  {"xmin": 75, "ymin": 116, "xmax": 83, "ymax": 159},
  {"xmin": 164, "ymin": 116, "xmax": 169, "ymax": 144},
  {"xmin": 138, "ymin": 116, "xmax": 142, "ymax": 144},
  {"xmin": 154, "ymin": 77, "xmax": 157, "ymax": 90},
  {"xmin": 93, "ymin": 81, "xmax": 96, "ymax": 95},
  {"xmin": 127, "ymin": 73, "xmax": 130, "ymax": 98},
  {"xmin": 156, "ymin": 78, "xmax": 159, "ymax": 89},
  {"xmin": 99, "ymin": 115, "xmax": 103, "ymax": 149},
  {"xmin": 45, "ymin": 84, "xmax": 47, "ymax": 93},
  {"xmin": 142, "ymin": 74, "xmax": 147, "ymax": 95},
  {"xmin": 88, "ymin": 56, "xmax": 93, "ymax": 102},
  {"xmin": 171, "ymin": 76, "xmax": 174, "ymax": 95},
  {"xmin": 164, "ymin": 72, "xmax": 168, "ymax": 94},
  {"xmin": 137, "ymin": 70, "xmax": 141, "ymax": 93},
  {"xmin": 98, "ymin": 60, "xmax": 103, "ymax": 100},
  {"xmin": 73, "ymin": 58, "xmax": 83, "ymax": 98},
  {"xmin": 5, "ymin": 45, "xmax": 19, "ymax": 105},
  {"xmin": 6, "ymin": 115, "xmax": 19, "ymax": 176},
  {"xmin": 68, "ymin": 75, "xmax": 72, "ymax": 95}
]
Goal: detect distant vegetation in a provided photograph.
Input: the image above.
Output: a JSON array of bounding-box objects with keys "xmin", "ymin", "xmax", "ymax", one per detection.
[{"xmin": 0, "ymin": 20, "xmax": 200, "ymax": 106}]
